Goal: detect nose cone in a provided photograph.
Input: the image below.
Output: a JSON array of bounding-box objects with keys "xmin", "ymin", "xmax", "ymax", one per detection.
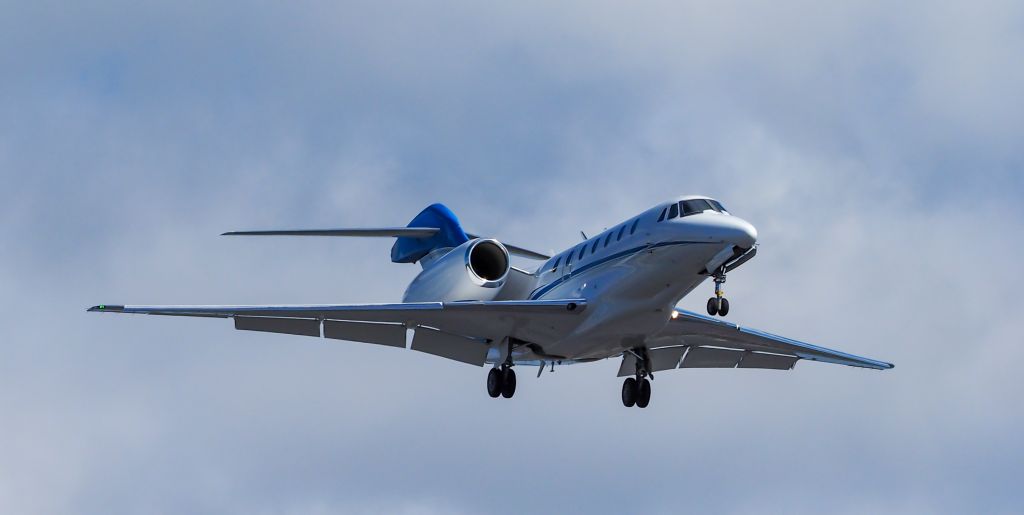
[
  {"xmin": 671, "ymin": 212, "xmax": 758, "ymax": 248},
  {"xmin": 723, "ymin": 217, "xmax": 758, "ymax": 248}
]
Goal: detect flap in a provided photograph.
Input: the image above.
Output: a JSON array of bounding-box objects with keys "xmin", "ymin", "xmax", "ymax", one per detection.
[
  {"xmin": 411, "ymin": 326, "xmax": 489, "ymax": 366},
  {"xmin": 234, "ymin": 316, "xmax": 321, "ymax": 337},
  {"xmin": 681, "ymin": 347, "xmax": 743, "ymax": 368},
  {"xmin": 323, "ymin": 320, "xmax": 407, "ymax": 348},
  {"xmin": 738, "ymin": 352, "xmax": 798, "ymax": 370},
  {"xmin": 617, "ymin": 347, "xmax": 687, "ymax": 377}
]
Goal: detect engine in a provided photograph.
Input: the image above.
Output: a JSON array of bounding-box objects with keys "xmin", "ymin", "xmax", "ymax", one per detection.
[{"xmin": 402, "ymin": 238, "xmax": 511, "ymax": 302}]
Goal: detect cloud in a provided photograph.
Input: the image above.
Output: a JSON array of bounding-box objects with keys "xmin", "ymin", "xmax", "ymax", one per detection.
[{"xmin": 1, "ymin": 1, "xmax": 1023, "ymax": 513}]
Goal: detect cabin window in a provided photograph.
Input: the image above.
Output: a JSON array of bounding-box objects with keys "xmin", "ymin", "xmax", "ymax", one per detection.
[
  {"xmin": 617, "ymin": 225, "xmax": 626, "ymax": 241},
  {"xmin": 577, "ymin": 244, "xmax": 587, "ymax": 261},
  {"xmin": 549, "ymin": 256, "xmax": 561, "ymax": 272},
  {"xmin": 604, "ymin": 232, "xmax": 614, "ymax": 247},
  {"xmin": 630, "ymin": 219, "xmax": 639, "ymax": 234},
  {"xmin": 591, "ymin": 238, "xmax": 600, "ymax": 253}
]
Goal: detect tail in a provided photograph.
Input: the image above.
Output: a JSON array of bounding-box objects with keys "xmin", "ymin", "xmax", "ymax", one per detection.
[
  {"xmin": 221, "ymin": 202, "xmax": 549, "ymax": 264},
  {"xmin": 390, "ymin": 203, "xmax": 469, "ymax": 263}
]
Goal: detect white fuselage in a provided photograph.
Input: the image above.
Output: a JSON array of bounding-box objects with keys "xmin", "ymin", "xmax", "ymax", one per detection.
[{"xmin": 406, "ymin": 197, "xmax": 758, "ymax": 363}]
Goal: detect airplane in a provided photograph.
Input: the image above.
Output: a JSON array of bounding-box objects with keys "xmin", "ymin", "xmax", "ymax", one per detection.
[{"xmin": 89, "ymin": 197, "xmax": 893, "ymax": 408}]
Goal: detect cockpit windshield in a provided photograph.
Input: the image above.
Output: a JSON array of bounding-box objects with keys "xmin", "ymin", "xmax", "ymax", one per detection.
[
  {"xmin": 681, "ymin": 199, "xmax": 712, "ymax": 216},
  {"xmin": 658, "ymin": 198, "xmax": 729, "ymax": 222},
  {"xmin": 680, "ymin": 199, "xmax": 726, "ymax": 216},
  {"xmin": 682, "ymin": 199, "xmax": 728, "ymax": 215},
  {"xmin": 707, "ymin": 199, "xmax": 727, "ymax": 213}
]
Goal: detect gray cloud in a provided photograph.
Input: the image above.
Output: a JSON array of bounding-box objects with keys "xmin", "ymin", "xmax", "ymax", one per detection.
[{"xmin": 2, "ymin": 1, "xmax": 1023, "ymax": 513}]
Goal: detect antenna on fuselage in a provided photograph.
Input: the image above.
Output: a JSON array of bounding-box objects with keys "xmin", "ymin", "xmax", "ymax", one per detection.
[{"xmin": 580, "ymin": 231, "xmax": 588, "ymax": 240}]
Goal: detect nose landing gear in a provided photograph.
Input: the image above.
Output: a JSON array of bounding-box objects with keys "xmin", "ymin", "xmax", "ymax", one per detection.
[{"xmin": 706, "ymin": 270, "xmax": 730, "ymax": 317}]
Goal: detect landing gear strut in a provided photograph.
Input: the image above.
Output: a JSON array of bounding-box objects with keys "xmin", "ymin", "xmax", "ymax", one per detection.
[
  {"xmin": 707, "ymin": 270, "xmax": 731, "ymax": 317},
  {"xmin": 486, "ymin": 340, "xmax": 517, "ymax": 399},
  {"xmin": 621, "ymin": 350, "xmax": 652, "ymax": 408}
]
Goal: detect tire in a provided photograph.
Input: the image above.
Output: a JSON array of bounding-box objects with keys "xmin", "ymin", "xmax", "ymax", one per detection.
[
  {"xmin": 636, "ymin": 378, "xmax": 651, "ymax": 408},
  {"xmin": 718, "ymin": 297, "xmax": 730, "ymax": 317},
  {"xmin": 707, "ymin": 297, "xmax": 719, "ymax": 316},
  {"xmin": 487, "ymin": 367, "xmax": 503, "ymax": 398},
  {"xmin": 500, "ymin": 367, "xmax": 517, "ymax": 398},
  {"xmin": 621, "ymin": 377, "xmax": 638, "ymax": 407}
]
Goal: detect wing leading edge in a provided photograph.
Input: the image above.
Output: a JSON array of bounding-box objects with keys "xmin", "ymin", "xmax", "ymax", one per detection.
[
  {"xmin": 630, "ymin": 309, "xmax": 893, "ymax": 375},
  {"xmin": 87, "ymin": 299, "xmax": 584, "ymax": 319}
]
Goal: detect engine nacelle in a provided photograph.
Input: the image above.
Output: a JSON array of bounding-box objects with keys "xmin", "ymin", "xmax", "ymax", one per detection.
[{"xmin": 402, "ymin": 238, "xmax": 511, "ymax": 302}]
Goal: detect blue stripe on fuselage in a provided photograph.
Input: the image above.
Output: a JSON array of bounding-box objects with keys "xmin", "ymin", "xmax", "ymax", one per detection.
[{"xmin": 528, "ymin": 240, "xmax": 716, "ymax": 300}]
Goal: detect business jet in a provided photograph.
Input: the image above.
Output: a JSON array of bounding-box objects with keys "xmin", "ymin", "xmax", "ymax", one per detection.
[{"xmin": 89, "ymin": 198, "xmax": 893, "ymax": 408}]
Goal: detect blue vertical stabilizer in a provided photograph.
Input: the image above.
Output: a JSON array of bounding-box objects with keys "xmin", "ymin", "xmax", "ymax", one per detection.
[{"xmin": 390, "ymin": 204, "xmax": 469, "ymax": 263}]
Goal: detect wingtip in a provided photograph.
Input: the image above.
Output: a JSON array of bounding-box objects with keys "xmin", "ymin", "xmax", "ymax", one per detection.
[{"xmin": 88, "ymin": 304, "xmax": 124, "ymax": 313}]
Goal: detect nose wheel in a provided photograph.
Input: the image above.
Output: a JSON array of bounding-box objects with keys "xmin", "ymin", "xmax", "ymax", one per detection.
[
  {"xmin": 706, "ymin": 271, "xmax": 731, "ymax": 317},
  {"xmin": 707, "ymin": 297, "xmax": 730, "ymax": 317}
]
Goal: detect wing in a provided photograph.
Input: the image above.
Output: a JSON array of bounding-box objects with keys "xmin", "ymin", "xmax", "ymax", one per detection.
[
  {"xmin": 618, "ymin": 309, "xmax": 893, "ymax": 376},
  {"xmin": 89, "ymin": 299, "xmax": 586, "ymax": 366}
]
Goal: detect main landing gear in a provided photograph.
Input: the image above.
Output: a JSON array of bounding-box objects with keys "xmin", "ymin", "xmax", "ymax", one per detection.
[
  {"xmin": 706, "ymin": 269, "xmax": 731, "ymax": 317},
  {"xmin": 486, "ymin": 365, "xmax": 517, "ymax": 399},
  {"xmin": 486, "ymin": 339, "xmax": 517, "ymax": 399},
  {"xmin": 621, "ymin": 350, "xmax": 652, "ymax": 408}
]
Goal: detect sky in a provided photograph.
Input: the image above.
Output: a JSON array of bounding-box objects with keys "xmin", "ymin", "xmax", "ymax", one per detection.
[{"xmin": 2, "ymin": 1, "xmax": 1023, "ymax": 513}]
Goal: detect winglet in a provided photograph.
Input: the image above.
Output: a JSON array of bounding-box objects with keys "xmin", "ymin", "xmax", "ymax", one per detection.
[{"xmin": 88, "ymin": 305, "xmax": 125, "ymax": 313}]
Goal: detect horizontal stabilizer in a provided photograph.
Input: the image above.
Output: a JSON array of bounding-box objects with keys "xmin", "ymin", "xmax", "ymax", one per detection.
[
  {"xmin": 465, "ymin": 233, "xmax": 549, "ymax": 260},
  {"xmin": 220, "ymin": 229, "xmax": 549, "ymax": 260},
  {"xmin": 222, "ymin": 227, "xmax": 439, "ymax": 238},
  {"xmin": 220, "ymin": 204, "xmax": 549, "ymax": 261}
]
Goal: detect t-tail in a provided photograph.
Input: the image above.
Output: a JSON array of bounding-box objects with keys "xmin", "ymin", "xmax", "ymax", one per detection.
[{"xmin": 221, "ymin": 203, "xmax": 550, "ymax": 264}]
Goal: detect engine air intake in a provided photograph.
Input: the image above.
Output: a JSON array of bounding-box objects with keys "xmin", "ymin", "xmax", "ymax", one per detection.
[{"xmin": 468, "ymin": 240, "xmax": 509, "ymax": 282}]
